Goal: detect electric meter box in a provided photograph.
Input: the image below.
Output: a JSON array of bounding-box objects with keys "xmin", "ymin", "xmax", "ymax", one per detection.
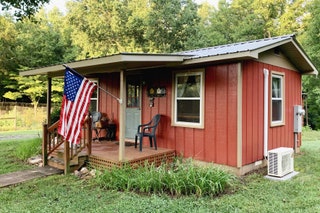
[{"xmin": 294, "ymin": 105, "xmax": 305, "ymax": 133}]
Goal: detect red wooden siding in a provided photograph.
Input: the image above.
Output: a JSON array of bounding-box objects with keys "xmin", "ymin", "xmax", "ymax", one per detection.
[
  {"xmin": 242, "ymin": 61, "xmax": 302, "ymax": 166},
  {"xmin": 242, "ymin": 61, "xmax": 264, "ymax": 165},
  {"xmin": 205, "ymin": 64, "xmax": 238, "ymax": 166},
  {"xmin": 137, "ymin": 65, "xmax": 239, "ymax": 166},
  {"xmin": 99, "ymin": 73, "xmax": 120, "ymax": 137}
]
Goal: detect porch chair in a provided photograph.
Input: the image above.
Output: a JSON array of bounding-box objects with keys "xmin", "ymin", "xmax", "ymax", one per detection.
[
  {"xmin": 135, "ymin": 114, "xmax": 161, "ymax": 151},
  {"xmin": 91, "ymin": 111, "xmax": 102, "ymax": 141}
]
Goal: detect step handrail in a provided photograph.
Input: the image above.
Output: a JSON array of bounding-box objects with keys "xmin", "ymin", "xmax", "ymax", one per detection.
[{"xmin": 42, "ymin": 116, "xmax": 92, "ymax": 174}]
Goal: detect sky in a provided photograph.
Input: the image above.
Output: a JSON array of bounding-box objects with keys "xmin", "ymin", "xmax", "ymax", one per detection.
[{"xmin": 44, "ymin": 0, "xmax": 219, "ymax": 13}]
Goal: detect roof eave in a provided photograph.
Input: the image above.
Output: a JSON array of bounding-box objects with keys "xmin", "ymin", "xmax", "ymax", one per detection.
[
  {"xmin": 20, "ymin": 53, "xmax": 187, "ymax": 77},
  {"xmin": 182, "ymin": 51, "xmax": 259, "ymax": 65}
]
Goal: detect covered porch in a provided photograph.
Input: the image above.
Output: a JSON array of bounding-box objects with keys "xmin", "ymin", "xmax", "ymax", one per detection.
[
  {"xmin": 20, "ymin": 53, "xmax": 185, "ymax": 173},
  {"xmin": 43, "ymin": 119, "xmax": 175, "ymax": 174},
  {"xmin": 29, "ymin": 53, "xmax": 185, "ymax": 174}
]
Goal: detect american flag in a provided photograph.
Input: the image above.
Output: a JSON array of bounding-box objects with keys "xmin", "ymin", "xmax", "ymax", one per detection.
[{"xmin": 58, "ymin": 67, "xmax": 97, "ymax": 144}]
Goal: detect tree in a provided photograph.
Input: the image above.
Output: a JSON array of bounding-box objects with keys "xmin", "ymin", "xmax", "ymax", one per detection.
[
  {"xmin": 252, "ymin": 0, "xmax": 287, "ymax": 38},
  {"xmin": 4, "ymin": 74, "xmax": 47, "ymax": 114},
  {"xmin": 278, "ymin": 0, "xmax": 309, "ymax": 35},
  {"xmin": 146, "ymin": 0, "xmax": 201, "ymax": 52},
  {"xmin": 2, "ymin": 9, "xmax": 71, "ymax": 110},
  {"xmin": 14, "ymin": 11, "xmax": 70, "ymax": 68},
  {"xmin": 0, "ymin": 0, "xmax": 49, "ymax": 19},
  {"xmin": 300, "ymin": 0, "xmax": 320, "ymax": 129},
  {"xmin": 203, "ymin": 0, "xmax": 265, "ymax": 45},
  {"xmin": 0, "ymin": 15, "xmax": 18, "ymax": 100}
]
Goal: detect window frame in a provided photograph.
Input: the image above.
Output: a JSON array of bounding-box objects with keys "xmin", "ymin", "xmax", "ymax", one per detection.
[
  {"xmin": 89, "ymin": 79, "xmax": 99, "ymax": 112},
  {"xmin": 270, "ymin": 72, "xmax": 285, "ymax": 126},
  {"xmin": 172, "ymin": 69, "xmax": 205, "ymax": 128}
]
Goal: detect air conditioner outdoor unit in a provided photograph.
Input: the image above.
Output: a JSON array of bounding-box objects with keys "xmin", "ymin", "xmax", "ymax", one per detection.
[{"xmin": 268, "ymin": 147, "xmax": 294, "ymax": 177}]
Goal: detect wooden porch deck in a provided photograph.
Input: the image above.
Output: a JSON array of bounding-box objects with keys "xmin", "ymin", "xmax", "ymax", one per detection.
[{"xmin": 88, "ymin": 141, "xmax": 176, "ymax": 169}]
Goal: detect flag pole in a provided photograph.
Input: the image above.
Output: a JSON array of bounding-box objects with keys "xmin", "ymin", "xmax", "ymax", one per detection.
[{"xmin": 62, "ymin": 64, "xmax": 122, "ymax": 104}]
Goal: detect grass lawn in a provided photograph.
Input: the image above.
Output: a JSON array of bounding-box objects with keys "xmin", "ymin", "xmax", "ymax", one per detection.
[
  {"xmin": 0, "ymin": 134, "xmax": 39, "ymax": 174},
  {"xmin": 0, "ymin": 130, "xmax": 320, "ymax": 212}
]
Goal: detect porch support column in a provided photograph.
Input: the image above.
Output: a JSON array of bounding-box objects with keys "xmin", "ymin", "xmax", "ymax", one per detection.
[
  {"xmin": 119, "ymin": 70, "xmax": 126, "ymax": 161},
  {"xmin": 47, "ymin": 77, "xmax": 52, "ymax": 125}
]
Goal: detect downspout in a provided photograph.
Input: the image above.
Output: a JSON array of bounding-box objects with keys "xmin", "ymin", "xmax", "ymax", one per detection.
[{"xmin": 263, "ymin": 69, "xmax": 269, "ymax": 159}]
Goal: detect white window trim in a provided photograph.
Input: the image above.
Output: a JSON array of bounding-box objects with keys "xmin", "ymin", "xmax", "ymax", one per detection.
[
  {"xmin": 172, "ymin": 69, "xmax": 205, "ymax": 129},
  {"xmin": 90, "ymin": 79, "xmax": 99, "ymax": 112},
  {"xmin": 270, "ymin": 72, "xmax": 285, "ymax": 126}
]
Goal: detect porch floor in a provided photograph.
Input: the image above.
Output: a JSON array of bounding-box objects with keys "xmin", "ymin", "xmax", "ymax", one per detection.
[{"xmin": 87, "ymin": 140, "xmax": 176, "ymax": 169}]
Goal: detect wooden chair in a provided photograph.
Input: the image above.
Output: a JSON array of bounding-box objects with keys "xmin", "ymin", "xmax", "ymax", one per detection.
[{"xmin": 135, "ymin": 114, "xmax": 161, "ymax": 151}]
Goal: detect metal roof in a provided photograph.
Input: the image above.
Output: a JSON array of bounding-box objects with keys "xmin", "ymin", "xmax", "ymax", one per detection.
[
  {"xmin": 177, "ymin": 34, "xmax": 294, "ymax": 58},
  {"xmin": 178, "ymin": 34, "xmax": 318, "ymax": 74},
  {"xmin": 20, "ymin": 34, "xmax": 318, "ymax": 77}
]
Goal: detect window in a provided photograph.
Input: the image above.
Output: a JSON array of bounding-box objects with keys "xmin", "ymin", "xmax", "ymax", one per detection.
[
  {"xmin": 127, "ymin": 81, "xmax": 140, "ymax": 108},
  {"xmin": 271, "ymin": 73, "xmax": 284, "ymax": 125},
  {"xmin": 89, "ymin": 79, "xmax": 98, "ymax": 112},
  {"xmin": 173, "ymin": 70, "xmax": 204, "ymax": 128}
]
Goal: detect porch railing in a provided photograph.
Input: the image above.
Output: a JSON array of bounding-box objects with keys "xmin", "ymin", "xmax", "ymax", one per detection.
[{"xmin": 42, "ymin": 117, "xmax": 92, "ymax": 174}]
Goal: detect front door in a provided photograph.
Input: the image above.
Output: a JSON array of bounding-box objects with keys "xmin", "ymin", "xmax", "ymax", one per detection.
[{"xmin": 125, "ymin": 79, "xmax": 141, "ymax": 140}]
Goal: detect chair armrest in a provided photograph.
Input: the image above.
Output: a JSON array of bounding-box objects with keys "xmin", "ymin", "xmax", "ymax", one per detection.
[
  {"xmin": 142, "ymin": 124, "xmax": 158, "ymax": 132},
  {"xmin": 137, "ymin": 121, "xmax": 152, "ymax": 132}
]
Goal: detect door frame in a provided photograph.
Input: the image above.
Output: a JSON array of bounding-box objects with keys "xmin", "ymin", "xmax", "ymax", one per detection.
[{"xmin": 125, "ymin": 76, "xmax": 142, "ymax": 141}]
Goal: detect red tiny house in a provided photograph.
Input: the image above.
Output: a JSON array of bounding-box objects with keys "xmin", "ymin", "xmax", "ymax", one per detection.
[{"xmin": 21, "ymin": 34, "xmax": 318, "ymax": 175}]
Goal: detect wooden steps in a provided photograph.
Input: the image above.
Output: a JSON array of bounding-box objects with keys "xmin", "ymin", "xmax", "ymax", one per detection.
[{"xmin": 48, "ymin": 152, "xmax": 88, "ymax": 172}]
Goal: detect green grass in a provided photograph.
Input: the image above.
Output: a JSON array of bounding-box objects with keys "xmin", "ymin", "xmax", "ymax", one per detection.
[
  {"xmin": 1, "ymin": 130, "xmax": 320, "ymax": 212},
  {"xmin": 14, "ymin": 137, "xmax": 42, "ymax": 161},
  {"xmin": 0, "ymin": 140, "xmax": 38, "ymax": 175}
]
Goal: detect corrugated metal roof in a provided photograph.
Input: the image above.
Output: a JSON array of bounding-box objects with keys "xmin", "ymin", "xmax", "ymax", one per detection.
[{"xmin": 177, "ymin": 34, "xmax": 294, "ymax": 58}]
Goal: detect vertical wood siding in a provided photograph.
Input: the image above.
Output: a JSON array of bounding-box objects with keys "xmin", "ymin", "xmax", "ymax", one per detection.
[
  {"xmin": 138, "ymin": 65, "xmax": 239, "ymax": 166},
  {"xmin": 99, "ymin": 73, "xmax": 120, "ymax": 137},
  {"xmin": 242, "ymin": 60, "xmax": 302, "ymax": 166}
]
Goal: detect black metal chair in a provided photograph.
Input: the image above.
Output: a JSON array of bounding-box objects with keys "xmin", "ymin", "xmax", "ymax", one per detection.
[{"xmin": 135, "ymin": 114, "xmax": 161, "ymax": 151}]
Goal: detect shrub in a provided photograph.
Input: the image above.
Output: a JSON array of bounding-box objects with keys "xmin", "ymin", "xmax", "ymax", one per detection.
[
  {"xmin": 95, "ymin": 159, "xmax": 234, "ymax": 197},
  {"xmin": 51, "ymin": 107, "xmax": 61, "ymax": 124},
  {"xmin": 14, "ymin": 138, "xmax": 42, "ymax": 161}
]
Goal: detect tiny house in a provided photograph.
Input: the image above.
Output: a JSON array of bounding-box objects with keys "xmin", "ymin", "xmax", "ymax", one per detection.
[{"xmin": 21, "ymin": 34, "xmax": 318, "ymax": 175}]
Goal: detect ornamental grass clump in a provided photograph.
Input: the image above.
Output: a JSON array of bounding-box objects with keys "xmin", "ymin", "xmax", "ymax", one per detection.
[
  {"xmin": 14, "ymin": 138, "xmax": 42, "ymax": 161},
  {"xmin": 96, "ymin": 158, "xmax": 234, "ymax": 197}
]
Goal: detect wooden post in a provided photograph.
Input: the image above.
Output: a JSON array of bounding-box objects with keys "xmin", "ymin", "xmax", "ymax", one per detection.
[
  {"xmin": 119, "ymin": 70, "xmax": 126, "ymax": 162},
  {"xmin": 14, "ymin": 105, "xmax": 17, "ymax": 130},
  {"xmin": 64, "ymin": 140, "xmax": 70, "ymax": 175},
  {"xmin": 42, "ymin": 124, "xmax": 48, "ymax": 166},
  {"xmin": 47, "ymin": 77, "xmax": 52, "ymax": 126},
  {"xmin": 86, "ymin": 117, "xmax": 92, "ymax": 155}
]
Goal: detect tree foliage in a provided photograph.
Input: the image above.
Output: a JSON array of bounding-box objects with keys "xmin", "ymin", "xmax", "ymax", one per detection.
[
  {"xmin": 300, "ymin": 0, "xmax": 320, "ymax": 129},
  {"xmin": 0, "ymin": 15, "xmax": 18, "ymax": 100}
]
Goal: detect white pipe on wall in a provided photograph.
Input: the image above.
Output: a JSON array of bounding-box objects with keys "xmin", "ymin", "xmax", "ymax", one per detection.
[{"xmin": 263, "ymin": 68, "xmax": 269, "ymax": 159}]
